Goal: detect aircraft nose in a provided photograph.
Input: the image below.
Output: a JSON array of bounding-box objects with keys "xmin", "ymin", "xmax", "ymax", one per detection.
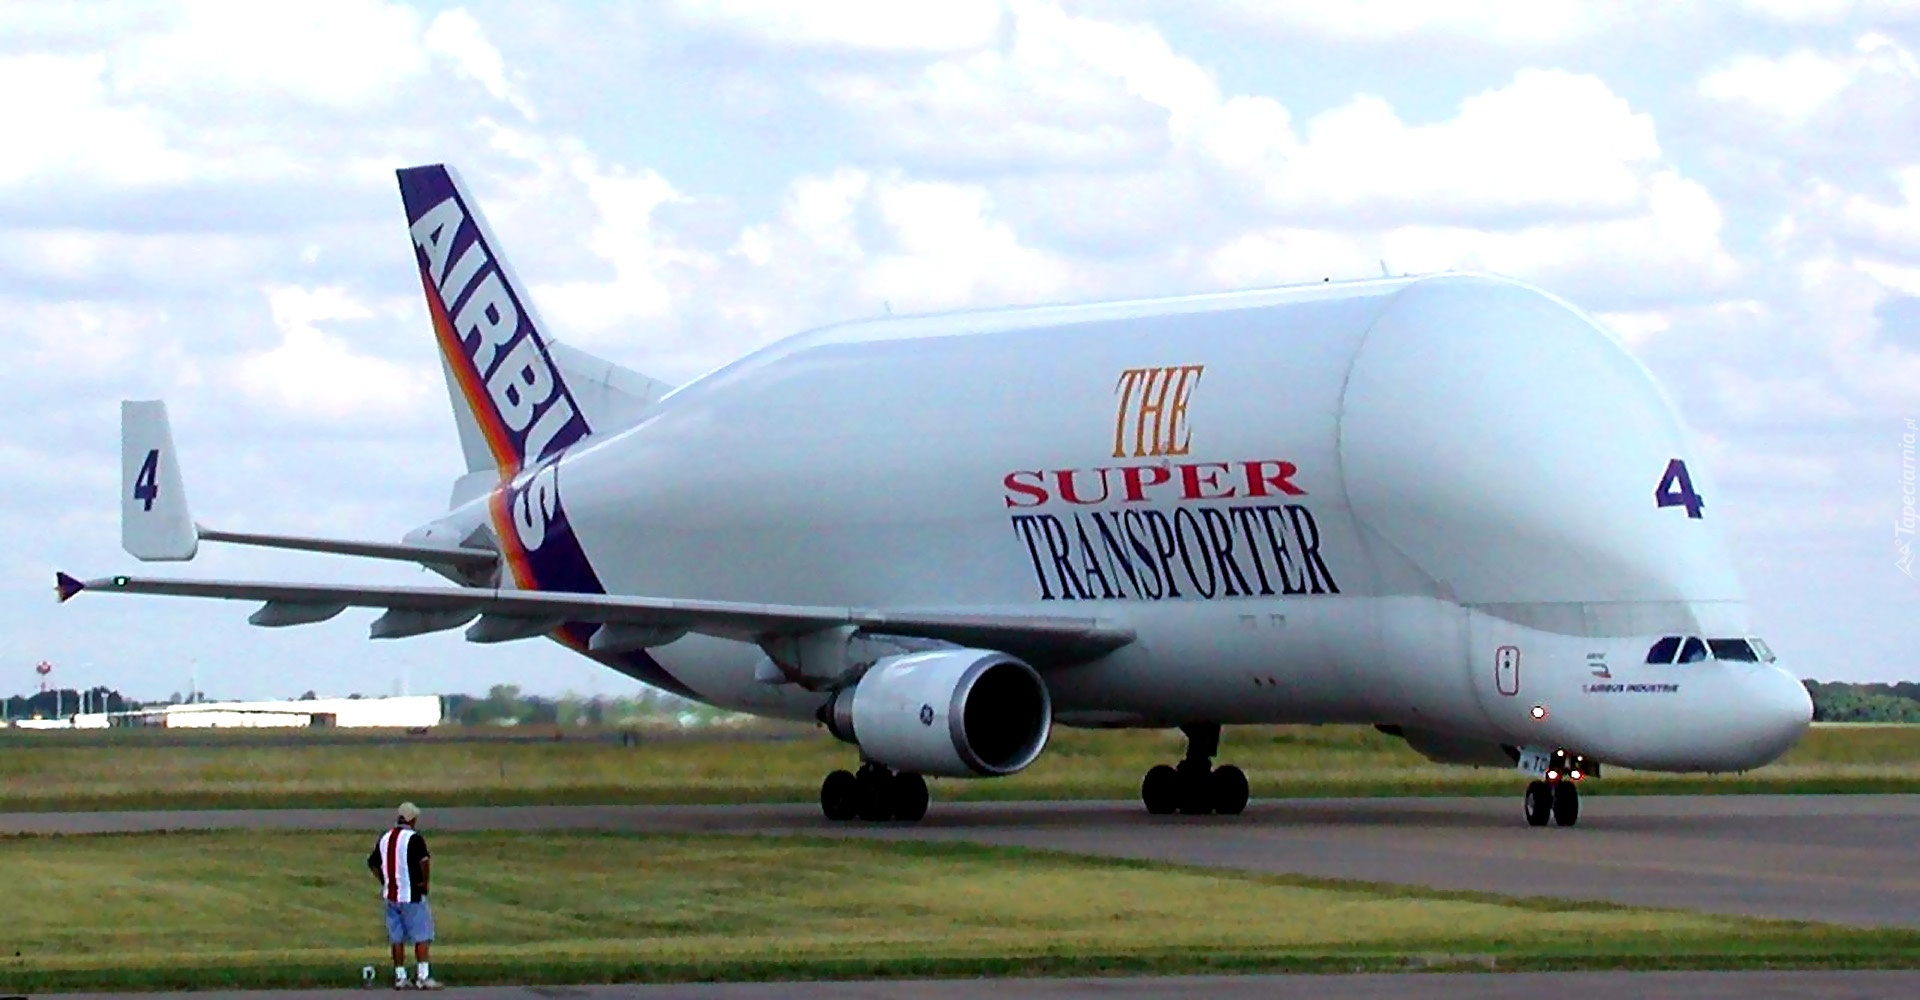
[{"xmin": 1742, "ymin": 666, "xmax": 1813, "ymax": 767}]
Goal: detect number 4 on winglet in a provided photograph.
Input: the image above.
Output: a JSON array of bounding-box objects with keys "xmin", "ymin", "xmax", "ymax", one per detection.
[
  {"xmin": 1655, "ymin": 459, "xmax": 1705, "ymax": 519},
  {"xmin": 133, "ymin": 448, "xmax": 160, "ymax": 511}
]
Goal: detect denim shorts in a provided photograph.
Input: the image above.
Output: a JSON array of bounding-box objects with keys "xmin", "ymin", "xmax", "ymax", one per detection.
[{"xmin": 384, "ymin": 899, "xmax": 434, "ymax": 944}]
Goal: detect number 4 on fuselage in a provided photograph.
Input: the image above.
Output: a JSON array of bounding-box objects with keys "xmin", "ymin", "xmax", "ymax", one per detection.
[{"xmin": 1655, "ymin": 458, "xmax": 1704, "ymax": 519}]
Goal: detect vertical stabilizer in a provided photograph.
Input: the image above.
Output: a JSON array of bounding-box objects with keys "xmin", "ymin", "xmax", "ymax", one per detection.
[
  {"xmin": 397, "ymin": 164, "xmax": 594, "ymax": 475},
  {"xmin": 121, "ymin": 400, "xmax": 198, "ymax": 561}
]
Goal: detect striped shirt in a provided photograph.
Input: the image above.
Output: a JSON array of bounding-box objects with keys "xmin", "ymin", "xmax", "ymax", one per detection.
[{"xmin": 367, "ymin": 826, "xmax": 431, "ymax": 903}]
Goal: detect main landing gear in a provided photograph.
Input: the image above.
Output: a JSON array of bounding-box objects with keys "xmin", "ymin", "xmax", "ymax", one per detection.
[
  {"xmin": 1521, "ymin": 750, "xmax": 1587, "ymax": 827},
  {"xmin": 1141, "ymin": 723, "xmax": 1249, "ymax": 816},
  {"xmin": 820, "ymin": 762, "xmax": 929, "ymax": 822}
]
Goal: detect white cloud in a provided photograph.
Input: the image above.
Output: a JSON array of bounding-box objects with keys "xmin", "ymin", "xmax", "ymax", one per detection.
[
  {"xmin": 1700, "ymin": 31, "xmax": 1918, "ymax": 124},
  {"xmin": 230, "ymin": 286, "xmax": 435, "ymax": 424},
  {"xmin": 1196, "ymin": 0, "xmax": 1624, "ymax": 43},
  {"xmin": 109, "ymin": 0, "xmax": 429, "ymax": 111},
  {"xmin": 1737, "ymin": 0, "xmax": 1920, "ymax": 23},
  {"xmin": 1205, "ymin": 172, "xmax": 1738, "ymax": 305},
  {"xmin": 537, "ymin": 164, "xmax": 695, "ymax": 339},
  {"xmin": 1828, "ymin": 166, "xmax": 1920, "ymax": 260},
  {"xmin": 0, "ymin": 54, "xmax": 192, "ymax": 190},
  {"xmin": 1207, "ymin": 70, "xmax": 1662, "ymax": 225},
  {"xmin": 814, "ymin": 1, "xmax": 1210, "ymax": 172},
  {"xmin": 1700, "ymin": 48, "xmax": 1859, "ymax": 122},
  {"xmin": 669, "ymin": 0, "xmax": 1007, "ymax": 53},
  {"xmin": 860, "ymin": 176, "xmax": 1074, "ymax": 308},
  {"xmin": 425, "ymin": 9, "xmax": 535, "ymax": 120}
]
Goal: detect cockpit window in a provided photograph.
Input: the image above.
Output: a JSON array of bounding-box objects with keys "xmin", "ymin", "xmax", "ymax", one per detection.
[
  {"xmin": 1708, "ymin": 638, "xmax": 1759, "ymax": 662},
  {"xmin": 1645, "ymin": 636, "xmax": 1682, "ymax": 664},
  {"xmin": 1678, "ymin": 637, "xmax": 1708, "ymax": 664},
  {"xmin": 1749, "ymin": 637, "xmax": 1777, "ymax": 663}
]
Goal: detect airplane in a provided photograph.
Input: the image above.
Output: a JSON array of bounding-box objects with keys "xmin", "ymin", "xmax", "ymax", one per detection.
[{"xmin": 59, "ymin": 163, "xmax": 1813, "ymax": 827}]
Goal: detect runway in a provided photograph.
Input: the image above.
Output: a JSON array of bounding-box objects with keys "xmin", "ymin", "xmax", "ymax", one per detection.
[{"xmin": 5, "ymin": 794, "xmax": 1918, "ymax": 928}]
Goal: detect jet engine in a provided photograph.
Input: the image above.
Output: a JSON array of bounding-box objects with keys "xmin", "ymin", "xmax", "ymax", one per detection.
[{"xmin": 822, "ymin": 648, "xmax": 1051, "ymax": 777}]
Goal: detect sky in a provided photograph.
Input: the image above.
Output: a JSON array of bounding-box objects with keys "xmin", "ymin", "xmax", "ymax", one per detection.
[{"xmin": 7, "ymin": 0, "xmax": 1920, "ymax": 702}]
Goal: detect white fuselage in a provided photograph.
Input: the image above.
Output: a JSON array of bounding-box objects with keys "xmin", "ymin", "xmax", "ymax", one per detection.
[{"xmin": 427, "ymin": 274, "xmax": 1811, "ymax": 774}]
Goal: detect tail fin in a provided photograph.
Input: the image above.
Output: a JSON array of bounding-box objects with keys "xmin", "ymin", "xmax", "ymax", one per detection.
[
  {"xmin": 398, "ymin": 164, "xmax": 596, "ymax": 476},
  {"xmin": 121, "ymin": 400, "xmax": 197, "ymax": 561}
]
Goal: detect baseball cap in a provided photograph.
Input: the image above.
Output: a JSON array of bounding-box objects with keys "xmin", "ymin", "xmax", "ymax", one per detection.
[{"xmin": 396, "ymin": 802, "xmax": 421, "ymax": 823}]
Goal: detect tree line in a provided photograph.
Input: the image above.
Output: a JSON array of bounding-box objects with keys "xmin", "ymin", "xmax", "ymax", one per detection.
[
  {"xmin": 2, "ymin": 687, "xmax": 135, "ymax": 720},
  {"xmin": 1802, "ymin": 680, "xmax": 1920, "ymax": 723}
]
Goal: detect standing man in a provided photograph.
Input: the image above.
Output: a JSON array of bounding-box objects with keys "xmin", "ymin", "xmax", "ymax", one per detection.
[{"xmin": 368, "ymin": 802, "xmax": 441, "ymax": 990}]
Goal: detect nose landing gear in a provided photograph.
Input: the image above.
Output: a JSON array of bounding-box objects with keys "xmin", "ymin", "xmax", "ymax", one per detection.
[
  {"xmin": 1140, "ymin": 723, "xmax": 1250, "ymax": 816},
  {"xmin": 1521, "ymin": 749, "xmax": 1589, "ymax": 827}
]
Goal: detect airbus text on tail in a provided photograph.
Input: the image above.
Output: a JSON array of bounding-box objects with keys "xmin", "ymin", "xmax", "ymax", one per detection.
[
  {"xmin": 121, "ymin": 400, "xmax": 196, "ymax": 561},
  {"xmin": 398, "ymin": 164, "xmax": 591, "ymax": 475}
]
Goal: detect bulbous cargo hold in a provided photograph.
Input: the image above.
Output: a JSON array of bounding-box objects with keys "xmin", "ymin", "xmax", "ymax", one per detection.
[{"xmin": 1343, "ymin": 276, "xmax": 1742, "ymax": 624}]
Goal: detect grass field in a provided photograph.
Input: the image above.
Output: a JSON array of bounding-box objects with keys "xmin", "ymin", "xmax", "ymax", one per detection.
[
  {"xmin": 1, "ymin": 830, "xmax": 1914, "ymax": 991},
  {"xmin": 1, "ymin": 723, "xmax": 1917, "ymax": 812}
]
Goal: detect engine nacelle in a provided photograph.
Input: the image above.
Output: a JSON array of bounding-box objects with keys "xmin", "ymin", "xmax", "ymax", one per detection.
[{"xmin": 823, "ymin": 648, "xmax": 1051, "ymax": 778}]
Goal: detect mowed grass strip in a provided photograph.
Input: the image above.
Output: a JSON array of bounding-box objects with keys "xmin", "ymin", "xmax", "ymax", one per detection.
[
  {"xmin": 0, "ymin": 831, "xmax": 1909, "ymax": 991},
  {"xmin": 2, "ymin": 724, "xmax": 1920, "ymax": 812}
]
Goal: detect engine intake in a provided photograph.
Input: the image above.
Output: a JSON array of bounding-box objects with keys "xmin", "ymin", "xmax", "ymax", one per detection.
[{"xmin": 823, "ymin": 648, "xmax": 1051, "ymax": 777}]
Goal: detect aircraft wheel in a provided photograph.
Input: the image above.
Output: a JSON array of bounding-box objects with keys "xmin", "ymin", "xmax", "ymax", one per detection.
[
  {"xmin": 1523, "ymin": 781, "xmax": 1552, "ymax": 827},
  {"xmin": 891, "ymin": 772, "xmax": 930, "ymax": 823},
  {"xmin": 1142, "ymin": 764, "xmax": 1179, "ymax": 815},
  {"xmin": 820, "ymin": 769, "xmax": 858, "ymax": 822},
  {"xmin": 1211, "ymin": 764, "xmax": 1249, "ymax": 816},
  {"xmin": 855, "ymin": 765, "xmax": 895, "ymax": 822},
  {"xmin": 1552, "ymin": 781, "xmax": 1580, "ymax": 827},
  {"xmin": 1177, "ymin": 760, "xmax": 1215, "ymax": 815}
]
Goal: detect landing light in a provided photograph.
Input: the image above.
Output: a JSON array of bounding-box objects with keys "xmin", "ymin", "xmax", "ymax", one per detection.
[{"xmin": 1529, "ymin": 705, "xmax": 1547, "ymax": 720}]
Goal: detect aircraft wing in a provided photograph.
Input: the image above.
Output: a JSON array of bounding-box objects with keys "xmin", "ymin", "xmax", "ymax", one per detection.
[{"xmin": 55, "ymin": 573, "xmax": 1134, "ymax": 665}]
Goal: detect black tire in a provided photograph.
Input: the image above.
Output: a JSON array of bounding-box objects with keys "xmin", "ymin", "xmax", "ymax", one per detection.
[
  {"xmin": 855, "ymin": 767, "xmax": 895, "ymax": 822},
  {"xmin": 1142, "ymin": 764, "xmax": 1179, "ymax": 815},
  {"xmin": 892, "ymin": 772, "xmax": 930, "ymax": 822},
  {"xmin": 820, "ymin": 769, "xmax": 858, "ymax": 822},
  {"xmin": 1177, "ymin": 761, "xmax": 1214, "ymax": 815},
  {"xmin": 1210, "ymin": 764, "xmax": 1250, "ymax": 816},
  {"xmin": 1552, "ymin": 781, "xmax": 1580, "ymax": 827},
  {"xmin": 1523, "ymin": 781, "xmax": 1551, "ymax": 827}
]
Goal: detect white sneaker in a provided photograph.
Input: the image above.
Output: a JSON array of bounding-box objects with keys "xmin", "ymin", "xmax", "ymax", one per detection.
[{"xmin": 414, "ymin": 978, "xmax": 444, "ymax": 991}]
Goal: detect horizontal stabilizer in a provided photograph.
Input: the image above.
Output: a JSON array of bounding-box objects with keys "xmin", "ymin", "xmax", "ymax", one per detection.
[
  {"xmin": 196, "ymin": 527, "xmax": 498, "ymax": 573},
  {"xmin": 61, "ymin": 574, "xmax": 1136, "ymax": 665}
]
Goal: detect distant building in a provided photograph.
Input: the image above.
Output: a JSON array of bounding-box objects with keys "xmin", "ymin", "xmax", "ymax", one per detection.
[
  {"xmin": 151, "ymin": 695, "xmax": 442, "ymax": 729},
  {"xmin": 4, "ymin": 695, "xmax": 442, "ymax": 729}
]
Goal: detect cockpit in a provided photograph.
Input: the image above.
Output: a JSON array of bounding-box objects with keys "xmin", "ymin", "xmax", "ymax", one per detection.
[{"xmin": 1643, "ymin": 636, "xmax": 1776, "ymax": 665}]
